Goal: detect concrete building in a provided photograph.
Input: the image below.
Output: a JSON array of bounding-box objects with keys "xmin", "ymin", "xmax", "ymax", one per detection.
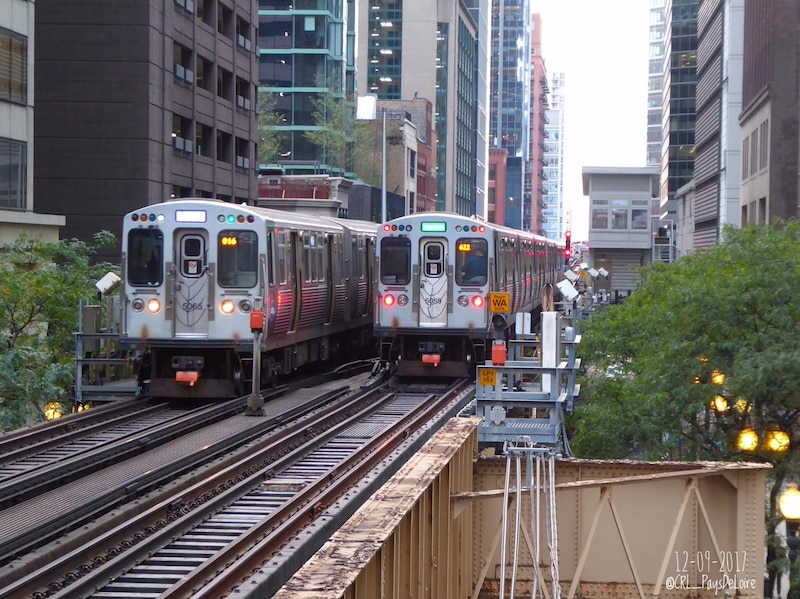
[
  {"xmin": 490, "ymin": 0, "xmax": 531, "ymax": 230},
  {"xmin": 0, "ymin": 0, "xmax": 64, "ymax": 243},
  {"xmin": 487, "ymin": 147, "xmax": 508, "ymax": 226},
  {"xmin": 582, "ymin": 166, "xmax": 661, "ymax": 300},
  {"xmin": 739, "ymin": 0, "xmax": 800, "ymax": 225},
  {"xmin": 356, "ymin": 0, "xmax": 482, "ymax": 216},
  {"xmin": 690, "ymin": 0, "xmax": 743, "ymax": 250},
  {"xmin": 528, "ymin": 14, "xmax": 547, "ymax": 236},
  {"xmin": 542, "ymin": 71, "xmax": 565, "ymax": 241},
  {"xmin": 34, "ymin": 0, "xmax": 260, "ymax": 261}
]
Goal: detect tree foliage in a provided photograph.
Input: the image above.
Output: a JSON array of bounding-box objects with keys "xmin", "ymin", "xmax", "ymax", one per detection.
[
  {"xmin": 571, "ymin": 221, "xmax": 800, "ymax": 592},
  {"xmin": 257, "ymin": 87, "xmax": 289, "ymax": 166},
  {"xmin": 0, "ymin": 232, "xmax": 117, "ymax": 431},
  {"xmin": 303, "ymin": 73, "xmax": 353, "ymax": 174}
]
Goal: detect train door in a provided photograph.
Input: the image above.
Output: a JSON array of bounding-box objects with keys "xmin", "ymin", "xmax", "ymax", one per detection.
[
  {"xmin": 418, "ymin": 239, "xmax": 448, "ymax": 327},
  {"xmin": 173, "ymin": 231, "xmax": 210, "ymax": 338}
]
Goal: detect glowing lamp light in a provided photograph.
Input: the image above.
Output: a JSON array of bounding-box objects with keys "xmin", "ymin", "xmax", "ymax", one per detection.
[
  {"xmin": 147, "ymin": 298, "xmax": 161, "ymax": 314},
  {"xmin": 780, "ymin": 484, "xmax": 800, "ymax": 520},
  {"xmin": 383, "ymin": 294, "xmax": 396, "ymax": 307},
  {"xmin": 736, "ymin": 429, "xmax": 759, "ymax": 452},
  {"xmin": 472, "ymin": 295, "xmax": 484, "ymax": 308},
  {"xmin": 45, "ymin": 402, "xmax": 62, "ymax": 421},
  {"xmin": 766, "ymin": 430, "xmax": 790, "ymax": 453},
  {"xmin": 711, "ymin": 395, "xmax": 728, "ymax": 412},
  {"xmin": 711, "ymin": 370, "xmax": 725, "ymax": 385},
  {"xmin": 220, "ymin": 299, "xmax": 235, "ymax": 314}
]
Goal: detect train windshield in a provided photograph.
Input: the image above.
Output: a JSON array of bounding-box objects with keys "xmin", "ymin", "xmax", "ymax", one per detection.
[
  {"xmin": 127, "ymin": 229, "xmax": 164, "ymax": 286},
  {"xmin": 218, "ymin": 231, "xmax": 258, "ymax": 288},
  {"xmin": 456, "ymin": 238, "xmax": 488, "ymax": 286},
  {"xmin": 380, "ymin": 236, "xmax": 411, "ymax": 285}
]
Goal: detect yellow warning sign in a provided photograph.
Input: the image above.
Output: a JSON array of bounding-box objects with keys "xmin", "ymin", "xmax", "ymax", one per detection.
[
  {"xmin": 479, "ymin": 368, "xmax": 497, "ymax": 387},
  {"xmin": 489, "ymin": 292, "xmax": 510, "ymax": 313}
]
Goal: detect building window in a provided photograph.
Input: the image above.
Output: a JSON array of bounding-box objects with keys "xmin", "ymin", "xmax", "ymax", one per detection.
[
  {"xmin": 0, "ymin": 138, "xmax": 27, "ymax": 210},
  {"xmin": 173, "ymin": 42, "xmax": 194, "ymax": 84},
  {"xmin": 759, "ymin": 120, "xmax": 769, "ymax": 170},
  {"xmin": 591, "ymin": 208, "xmax": 608, "ymax": 230},
  {"xmin": 0, "ymin": 27, "xmax": 27, "ymax": 104}
]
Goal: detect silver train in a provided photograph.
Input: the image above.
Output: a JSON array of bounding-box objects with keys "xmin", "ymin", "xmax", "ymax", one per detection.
[
  {"xmin": 119, "ymin": 199, "xmax": 377, "ymax": 398},
  {"xmin": 374, "ymin": 213, "xmax": 565, "ymax": 377}
]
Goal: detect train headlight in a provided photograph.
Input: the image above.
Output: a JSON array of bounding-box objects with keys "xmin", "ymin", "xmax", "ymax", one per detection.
[
  {"xmin": 132, "ymin": 298, "xmax": 145, "ymax": 312},
  {"xmin": 397, "ymin": 294, "xmax": 408, "ymax": 306},
  {"xmin": 220, "ymin": 299, "xmax": 235, "ymax": 315},
  {"xmin": 238, "ymin": 300, "xmax": 253, "ymax": 314},
  {"xmin": 471, "ymin": 295, "xmax": 484, "ymax": 308},
  {"xmin": 383, "ymin": 294, "xmax": 396, "ymax": 307},
  {"xmin": 146, "ymin": 298, "xmax": 161, "ymax": 313},
  {"xmin": 457, "ymin": 296, "xmax": 469, "ymax": 307}
]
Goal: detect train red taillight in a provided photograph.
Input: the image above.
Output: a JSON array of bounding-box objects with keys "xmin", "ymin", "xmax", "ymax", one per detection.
[
  {"xmin": 383, "ymin": 294, "xmax": 396, "ymax": 307},
  {"xmin": 471, "ymin": 295, "xmax": 484, "ymax": 308}
]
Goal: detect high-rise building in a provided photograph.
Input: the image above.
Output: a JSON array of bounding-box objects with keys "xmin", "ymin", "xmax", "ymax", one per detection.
[
  {"xmin": 258, "ymin": 0, "xmax": 351, "ymax": 175},
  {"xmin": 688, "ymin": 0, "xmax": 743, "ymax": 250},
  {"xmin": 34, "ymin": 0, "xmax": 259, "ymax": 260},
  {"xmin": 356, "ymin": 0, "xmax": 482, "ymax": 216},
  {"xmin": 659, "ymin": 0, "xmax": 698, "ymax": 226},
  {"xmin": 647, "ymin": 0, "xmax": 667, "ymax": 167},
  {"xmin": 739, "ymin": 0, "xmax": 800, "ymax": 224},
  {"xmin": 0, "ymin": 0, "xmax": 64, "ymax": 243},
  {"xmin": 542, "ymin": 72, "xmax": 565, "ymax": 241},
  {"xmin": 528, "ymin": 14, "xmax": 547, "ymax": 236},
  {"xmin": 466, "ymin": 0, "xmax": 492, "ymax": 219},
  {"xmin": 490, "ymin": 0, "xmax": 531, "ymax": 230}
]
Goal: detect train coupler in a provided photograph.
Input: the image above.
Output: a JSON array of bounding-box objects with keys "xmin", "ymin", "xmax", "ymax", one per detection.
[{"xmin": 172, "ymin": 356, "xmax": 204, "ymax": 387}]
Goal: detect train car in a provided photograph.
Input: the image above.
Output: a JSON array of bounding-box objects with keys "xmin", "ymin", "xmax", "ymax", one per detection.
[
  {"xmin": 374, "ymin": 213, "xmax": 563, "ymax": 377},
  {"xmin": 120, "ymin": 198, "xmax": 377, "ymax": 399}
]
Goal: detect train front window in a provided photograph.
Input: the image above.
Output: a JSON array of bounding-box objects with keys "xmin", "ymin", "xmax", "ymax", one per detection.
[
  {"xmin": 380, "ymin": 237, "xmax": 411, "ymax": 285},
  {"xmin": 218, "ymin": 230, "xmax": 258, "ymax": 288},
  {"xmin": 456, "ymin": 238, "xmax": 488, "ymax": 286},
  {"xmin": 127, "ymin": 229, "xmax": 164, "ymax": 287}
]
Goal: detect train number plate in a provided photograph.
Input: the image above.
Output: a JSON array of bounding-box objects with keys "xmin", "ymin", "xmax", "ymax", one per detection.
[
  {"xmin": 489, "ymin": 293, "xmax": 510, "ymax": 313},
  {"xmin": 479, "ymin": 368, "xmax": 497, "ymax": 387}
]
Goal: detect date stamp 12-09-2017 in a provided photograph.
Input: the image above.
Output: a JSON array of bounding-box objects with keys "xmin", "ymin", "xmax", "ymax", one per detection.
[{"xmin": 665, "ymin": 551, "xmax": 758, "ymax": 594}]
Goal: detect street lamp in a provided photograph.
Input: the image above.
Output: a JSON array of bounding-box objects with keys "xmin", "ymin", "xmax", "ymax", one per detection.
[{"xmin": 780, "ymin": 484, "xmax": 800, "ymax": 599}]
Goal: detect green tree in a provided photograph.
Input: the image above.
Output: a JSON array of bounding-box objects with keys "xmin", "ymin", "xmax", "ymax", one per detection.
[
  {"xmin": 571, "ymin": 221, "xmax": 800, "ymax": 594},
  {"xmin": 304, "ymin": 73, "xmax": 354, "ymax": 175},
  {"xmin": 0, "ymin": 232, "xmax": 117, "ymax": 431},
  {"xmin": 257, "ymin": 87, "xmax": 289, "ymax": 166}
]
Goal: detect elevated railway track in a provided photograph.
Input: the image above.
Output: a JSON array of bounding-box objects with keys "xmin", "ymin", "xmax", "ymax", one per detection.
[{"xmin": 0, "ymin": 371, "xmax": 474, "ymax": 598}]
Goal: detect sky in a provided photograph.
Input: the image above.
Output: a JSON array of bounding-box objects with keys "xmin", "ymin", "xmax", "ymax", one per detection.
[{"xmin": 533, "ymin": 0, "xmax": 651, "ymax": 239}]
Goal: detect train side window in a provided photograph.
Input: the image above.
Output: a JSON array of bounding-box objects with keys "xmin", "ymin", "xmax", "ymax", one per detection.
[
  {"xmin": 267, "ymin": 232, "xmax": 275, "ymax": 286},
  {"xmin": 456, "ymin": 238, "xmax": 488, "ymax": 286},
  {"xmin": 127, "ymin": 229, "xmax": 164, "ymax": 287},
  {"xmin": 217, "ymin": 230, "xmax": 257, "ymax": 287},
  {"xmin": 277, "ymin": 231, "xmax": 286, "ymax": 284},
  {"xmin": 380, "ymin": 237, "xmax": 410, "ymax": 285},
  {"xmin": 357, "ymin": 237, "xmax": 365, "ymax": 279}
]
